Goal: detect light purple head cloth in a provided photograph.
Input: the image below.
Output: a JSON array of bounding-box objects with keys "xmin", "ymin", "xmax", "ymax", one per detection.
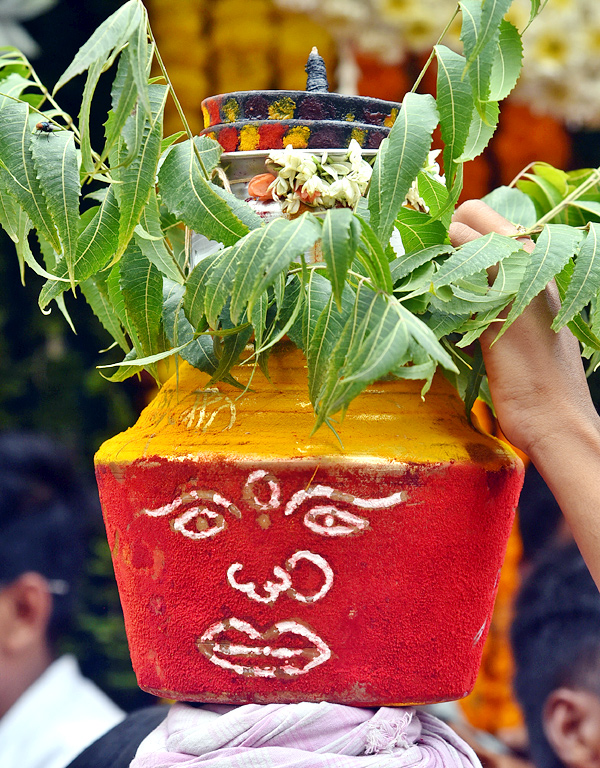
[{"xmin": 131, "ymin": 702, "xmax": 482, "ymax": 768}]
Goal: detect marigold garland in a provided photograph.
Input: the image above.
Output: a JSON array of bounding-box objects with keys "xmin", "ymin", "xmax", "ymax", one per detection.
[{"xmin": 148, "ymin": 0, "xmax": 335, "ymax": 136}]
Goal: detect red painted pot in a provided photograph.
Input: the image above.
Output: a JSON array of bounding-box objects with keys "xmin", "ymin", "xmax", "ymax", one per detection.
[{"xmin": 95, "ymin": 344, "xmax": 524, "ymax": 705}]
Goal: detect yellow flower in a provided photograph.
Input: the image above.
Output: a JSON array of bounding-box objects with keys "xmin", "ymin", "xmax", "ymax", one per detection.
[{"xmin": 528, "ymin": 28, "xmax": 578, "ymax": 74}]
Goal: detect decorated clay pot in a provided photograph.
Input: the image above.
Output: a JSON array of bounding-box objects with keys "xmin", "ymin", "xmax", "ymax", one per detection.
[{"xmin": 95, "ymin": 343, "xmax": 523, "ymax": 705}]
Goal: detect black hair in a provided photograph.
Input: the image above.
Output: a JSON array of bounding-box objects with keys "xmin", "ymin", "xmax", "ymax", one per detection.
[
  {"xmin": 0, "ymin": 431, "xmax": 92, "ymax": 646},
  {"xmin": 511, "ymin": 543, "xmax": 600, "ymax": 768},
  {"xmin": 518, "ymin": 463, "xmax": 563, "ymax": 563}
]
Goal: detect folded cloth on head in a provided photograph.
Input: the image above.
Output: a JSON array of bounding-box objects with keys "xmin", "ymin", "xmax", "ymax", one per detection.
[{"xmin": 130, "ymin": 701, "xmax": 482, "ymax": 768}]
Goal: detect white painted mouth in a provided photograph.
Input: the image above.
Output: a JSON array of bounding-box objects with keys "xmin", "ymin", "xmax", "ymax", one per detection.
[{"xmin": 197, "ymin": 617, "xmax": 331, "ymax": 678}]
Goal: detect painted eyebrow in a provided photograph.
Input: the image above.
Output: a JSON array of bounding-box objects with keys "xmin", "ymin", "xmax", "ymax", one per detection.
[
  {"xmin": 142, "ymin": 489, "xmax": 241, "ymax": 519},
  {"xmin": 283, "ymin": 485, "xmax": 406, "ymax": 516}
]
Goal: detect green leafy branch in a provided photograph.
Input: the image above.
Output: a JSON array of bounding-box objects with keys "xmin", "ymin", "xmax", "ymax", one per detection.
[{"xmin": 1, "ymin": 0, "xmax": 597, "ymax": 429}]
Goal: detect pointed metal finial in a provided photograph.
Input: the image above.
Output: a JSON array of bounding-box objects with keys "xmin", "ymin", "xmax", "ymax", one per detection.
[{"xmin": 305, "ymin": 47, "xmax": 329, "ymax": 93}]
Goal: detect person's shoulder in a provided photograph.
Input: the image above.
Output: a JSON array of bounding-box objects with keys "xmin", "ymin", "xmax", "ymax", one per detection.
[{"xmin": 65, "ymin": 706, "xmax": 169, "ymax": 768}]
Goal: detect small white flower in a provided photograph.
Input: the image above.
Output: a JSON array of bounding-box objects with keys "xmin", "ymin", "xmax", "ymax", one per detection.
[
  {"xmin": 329, "ymin": 177, "xmax": 362, "ymax": 207},
  {"xmin": 282, "ymin": 197, "xmax": 302, "ymax": 215},
  {"xmin": 405, "ymin": 180, "xmax": 428, "ymax": 211},
  {"xmin": 301, "ymin": 175, "xmax": 330, "ymax": 203},
  {"xmin": 390, "ymin": 227, "xmax": 405, "ymax": 257},
  {"xmin": 422, "ymin": 149, "xmax": 444, "ymax": 184}
]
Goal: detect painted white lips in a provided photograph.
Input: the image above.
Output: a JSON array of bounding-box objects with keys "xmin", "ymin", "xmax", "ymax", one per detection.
[{"xmin": 197, "ymin": 617, "xmax": 331, "ymax": 678}]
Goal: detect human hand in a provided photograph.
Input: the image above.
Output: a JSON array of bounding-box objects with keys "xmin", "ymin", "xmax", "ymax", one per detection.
[{"xmin": 449, "ymin": 200, "xmax": 598, "ymax": 461}]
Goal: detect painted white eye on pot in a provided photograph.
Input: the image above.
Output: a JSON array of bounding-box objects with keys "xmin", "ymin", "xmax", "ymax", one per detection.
[
  {"xmin": 303, "ymin": 505, "xmax": 369, "ymax": 537},
  {"xmin": 143, "ymin": 489, "xmax": 240, "ymax": 541},
  {"xmin": 172, "ymin": 507, "xmax": 226, "ymax": 540}
]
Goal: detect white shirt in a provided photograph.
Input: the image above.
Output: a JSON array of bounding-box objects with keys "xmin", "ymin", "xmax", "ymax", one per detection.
[{"xmin": 0, "ymin": 654, "xmax": 125, "ymax": 768}]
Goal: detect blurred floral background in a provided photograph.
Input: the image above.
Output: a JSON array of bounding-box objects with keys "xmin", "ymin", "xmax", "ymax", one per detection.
[{"xmin": 1, "ymin": 0, "xmax": 600, "ymax": 724}]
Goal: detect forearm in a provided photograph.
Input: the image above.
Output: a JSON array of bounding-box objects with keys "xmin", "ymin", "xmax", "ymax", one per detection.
[{"xmin": 527, "ymin": 412, "xmax": 600, "ymax": 585}]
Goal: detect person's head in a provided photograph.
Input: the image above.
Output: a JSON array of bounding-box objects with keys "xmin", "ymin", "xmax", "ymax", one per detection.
[
  {"xmin": 0, "ymin": 431, "xmax": 90, "ymax": 714},
  {"xmin": 512, "ymin": 543, "xmax": 600, "ymax": 768}
]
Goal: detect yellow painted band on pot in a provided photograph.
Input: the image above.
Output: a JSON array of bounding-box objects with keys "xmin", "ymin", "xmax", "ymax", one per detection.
[{"xmin": 96, "ymin": 343, "xmax": 519, "ymax": 471}]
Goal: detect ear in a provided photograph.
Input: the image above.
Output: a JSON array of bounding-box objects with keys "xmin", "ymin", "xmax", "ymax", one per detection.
[
  {"xmin": 0, "ymin": 572, "xmax": 53, "ymax": 655},
  {"xmin": 544, "ymin": 688, "xmax": 600, "ymax": 768}
]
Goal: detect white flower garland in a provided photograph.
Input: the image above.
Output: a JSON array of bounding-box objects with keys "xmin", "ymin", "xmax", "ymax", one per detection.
[
  {"xmin": 267, "ymin": 142, "xmax": 444, "ymax": 216},
  {"xmin": 267, "ymin": 140, "xmax": 373, "ymax": 214}
]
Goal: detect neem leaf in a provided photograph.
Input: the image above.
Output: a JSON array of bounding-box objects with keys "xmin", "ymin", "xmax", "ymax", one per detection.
[
  {"xmin": 98, "ymin": 344, "xmax": 194, "ymax": 370},
  {"xmin": 135, "ymin": 189, "xmax": 184, "ymax": 284},
  {"xmin": 99, "ymin": 54, "xmax": 139, "ymax": 170},
  {"xmin": 489, "ymin": 20, "xmax": 523, "ymax": 101},
  {"xmin": 356, "ymin": 215, "xmax": 394, "ymax": 293},
  {"xmin": 120, "ymin": 242, "xmax": 164, "ymax": 358},
  {"xmin": 463, "ymin": 0, "xmax": 513, "ymax": 70},
  {"xmin": 464, "ymin": 341, "xmax": 486, "ymax": 421},
  {"xmin": 568, "ymin": 200, "xmax": 600, "ymax": 219},
  {"xmin": 78, "ymin": 59, "xmax": 103, "ymax": 173},
  {"xmin": 0, "ymin": 187, "xmax": 19, "ymax": 242},
  {"xmin": 433, "ymin": 232, "xmax": 524, "ymax": 289},
  {"xmin": 394, "ymin": 208, "xmax": 447, "ymax": 253},
  {"xmin": 435, "ymin": 45, "xmax": 474, "ymax": 185},
  {"xmin": 316, "ymin": 289, "xmax": 414, "ymax": 423},
  {"xmin": 116, "ymin": 84, "xmax": 168, "ymax": 260},
  {"xmin": 499, "ymin": 224, "xmax": 584, "ymax": 339},
  {"xmin": 248, "ymin": 213, "xmax": 322, "ymax": 309},
  {"xmin": 320, "ymin": 207, "xmax": 360, "ymax": 309},
  {"xmin": 158, "ymin": 137, "xmax": 250, "ymax": 246},
  {"xmin": 187, "ymin": 134, "xmax": 224, "ymax": 176},
  {"xmin": 31, "ymin": 129, "xmax": 80, "ymax": 285},
  {"xmin": 368, "ymin": 92, "xmax": 439, "ymax": 246},
  {"xmin": 338, "ymin": 293, "xmax": 411, "ymax": 388},
  {"xmin": 183, "ymin": 249, "xmax": 224, "ymax": 330},
  {"xmin": 204, "ymin": 245, "xmax": 242, "ymax": 328},
  {"xmin": 39, "ymin": 185, "xmax": 120, "ymax": 309},
  {"xmin": 455, "ymin": 101, "xmax": 499, "ymax": 163},
  {"xmin": 0, "ymin": 72, "xmax": 35, "ymax": 109},
  {"xmin": 417, "ymin": 172, "xmax": 450, "ymax": 221},
  {"xmin": 460, "ymin": 0, "xmax": 498, "ymax": 114},
  {"xmin": 207, "ymin": 308, "xmax": 253, "ymax": 385},
  {"xmin": 308, "ymin": 281, "xmax": 356, "ymax": 406},
  {"xmin": 81, "ymin": 273, "xmax": 129, "ymax": 353},
  {"xmin": 0, "ymin": 100, "xmax": 59, "ymax": 251},
  {"xmin": 211, "ymin": 184, "xmax": 263, "ymax": 232},
  {"xmin": 519, "ymin": 172, "xmax": 565, "ymax": 220},
  {"xmin": 100, "ymin": 349, "xmax": 143, "ymax": 383},
  {"xmin": 528, "ymin": 0, "xmax": 549, "ymax": 26},
  {"xmin": 391, "ymin": 244, "xmax": 454, "ymax": 283},
  {"xmin": 302, "ymin": 270, "xmax": 332, "ymax": 356},
  {"xmin": 222, "ymin": 219, "xmax": 289, "ymax": 324},
  {"xmin": 119, "ymin": 83, "xmax": 146, "ymax": 169},
  {"xmin": 392, "ymin": 300, "xmax": 457, "ymax": 371},
  {"xmin": 162, "ymin": 279, "xmax": 221, "ymax": 375},
  {"xmin": 553, "ymin": 224, "xmax": 600, "ymax": 331},
  {"xmin": 568, "ymin": 315, "xmax": 600, "ymax": 352},
  {"xmin": 277, "ymin": 274, "xmax": 304, "ymax": 350},
  {"xmin": 482, "ymin": 186, "xmax": 537, "ymax": 228},
  {"xmin": 313, "ymin": 288, "xmax": 363, "ymax": 427},
  {"xmin": 249, "ymin": 291, "xmax": 269, "ymax": 349},
  {"xmin": 125, "ymin": 15, "xmax": 151, "ymax": 115}
]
